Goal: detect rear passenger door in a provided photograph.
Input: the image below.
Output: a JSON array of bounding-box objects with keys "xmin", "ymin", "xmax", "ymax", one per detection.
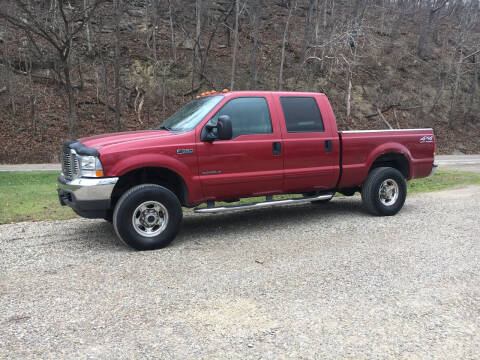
[{"xmin": 275, "ymin": 95, "xmax": 340, "ymax": 192}]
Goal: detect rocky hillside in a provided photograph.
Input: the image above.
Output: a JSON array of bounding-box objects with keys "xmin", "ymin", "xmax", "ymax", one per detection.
[{"xmin": 0, "ymin": 0, "xmax": 479, "ymax": 163}]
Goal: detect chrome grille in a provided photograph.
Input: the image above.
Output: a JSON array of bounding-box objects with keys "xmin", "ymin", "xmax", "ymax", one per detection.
[{"xmin": 61, "ymin": 144, "xmax": 79, "ymax": 180}]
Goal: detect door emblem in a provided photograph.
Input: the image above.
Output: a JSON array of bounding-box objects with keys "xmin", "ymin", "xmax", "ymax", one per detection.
[{"xmin": 177, "ymin": 148, "xmax": 194, "ymax": 154}]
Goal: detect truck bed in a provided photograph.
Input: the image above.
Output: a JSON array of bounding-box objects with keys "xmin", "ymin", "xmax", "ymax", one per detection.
[{"xmin": 338, "ymin": 128, "xmax": 435, "ymax": 188}]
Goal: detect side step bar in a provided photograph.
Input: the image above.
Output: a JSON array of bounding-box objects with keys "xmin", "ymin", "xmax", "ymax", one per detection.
[{"xmin": 194, "ymin": 193, "xmax": 334, "ymax": 214}]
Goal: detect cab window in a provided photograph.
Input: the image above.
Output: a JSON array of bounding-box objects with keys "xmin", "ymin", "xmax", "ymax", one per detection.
[
  {"xmin": 210, "ymin": 97, "xmax": 273, "ymax": 138},
  {"xmin": 280, "ymin": 96, "xmax": 325, "ymax": 133}
]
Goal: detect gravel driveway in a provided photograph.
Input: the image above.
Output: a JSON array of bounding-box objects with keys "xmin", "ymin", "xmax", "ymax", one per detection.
[{"xmin": 1, "ymin": 186, "xmax": 479, "ymax": 359}]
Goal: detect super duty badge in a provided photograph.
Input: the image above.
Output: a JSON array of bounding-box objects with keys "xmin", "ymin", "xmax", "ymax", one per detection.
[{"xmin": 177, "ymin": 148, "xmax": 194, "ymax": 154}]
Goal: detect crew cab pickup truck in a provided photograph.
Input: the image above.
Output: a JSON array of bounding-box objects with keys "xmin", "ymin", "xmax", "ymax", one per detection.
[{"xmin": 58, "ymin": 91, "xmax": 436, "ymax": 250}]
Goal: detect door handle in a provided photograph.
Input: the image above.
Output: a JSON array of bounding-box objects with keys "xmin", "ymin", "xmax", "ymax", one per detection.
[
  {"xmin": 272, "ymin": 142, "xmax": 282, "ymax": 155},
  {"xmin": 325, "ymin": 140, "xmax": 332, "ymax": 152}
]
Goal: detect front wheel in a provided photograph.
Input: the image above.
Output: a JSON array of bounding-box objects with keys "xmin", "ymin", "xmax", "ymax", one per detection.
[
  {"xmin": 113, "ymin": 184, "xmax": 183, "ymax": 250},
  {"xmin": 361, "ymin": 167, "xmax": 406, "ymax": 216}
]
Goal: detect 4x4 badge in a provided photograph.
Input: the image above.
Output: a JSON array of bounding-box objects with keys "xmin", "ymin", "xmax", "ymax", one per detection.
[{"xmin": 419, "ymin": 136, "xmax": 433, "ymax": 143}]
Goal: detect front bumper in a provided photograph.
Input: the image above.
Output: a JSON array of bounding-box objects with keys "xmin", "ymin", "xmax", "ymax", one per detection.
[
  {"xmin": 57, "ymin": 174, "xmax": 118, "ymax": 218},
  {"xmin": 430, "ymin": 164, "xmax": 438, "ymax": 176}
]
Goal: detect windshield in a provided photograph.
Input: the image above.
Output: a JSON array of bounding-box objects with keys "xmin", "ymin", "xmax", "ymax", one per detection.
[{"xmin": 158, "ymin": 95, "xmax": 224, "ymax": 132}]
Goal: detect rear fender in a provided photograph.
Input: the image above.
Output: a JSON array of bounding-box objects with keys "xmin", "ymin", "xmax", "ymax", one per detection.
[{"xmin": 366, "ymin": 143, "xmax": 413, "ymax": 178}]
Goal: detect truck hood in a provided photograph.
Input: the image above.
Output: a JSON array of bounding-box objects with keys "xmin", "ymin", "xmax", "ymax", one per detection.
[{"xmin": 79, "ymin": 130, "xmax": 172, "ymax": 150}]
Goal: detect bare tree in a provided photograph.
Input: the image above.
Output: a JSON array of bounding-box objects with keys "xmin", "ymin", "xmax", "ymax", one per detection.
[
  {"xmin": 278, "ymin": 1, "xmax": 296, "ymax": 90},
  {"xmin": 168, "ymin": 0, "xmax": 177, "ymax": 63},
  {"xmin": 301, "ymin": 0, "xmax": 315, "ymax": 63},
  {"xmin": 416, "ymin": 0, "xmax": 448, "ymax": 59},
  {"xmin": 113, "ymin": 0, "xmax": 122, "ymax": 132},
  {"xmin": 84, "ymin": 0, "xmax": 93, "ymax": 53},
  {"xmin": 250, "ymin": 0, "xmax": 263, "ymax": 89},
  {"xmin": 0, "ymin": 0, "xmax": 105, "ymax": 137},
  {"xmin": 230, "ymin": 0, "xmax": 240, "ymax": 90}
]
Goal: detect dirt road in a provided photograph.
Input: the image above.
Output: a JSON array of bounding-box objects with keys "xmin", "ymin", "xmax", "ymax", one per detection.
[{"xmin": 1, "ymin": 186, "xmax": 479, "ymax": 359}]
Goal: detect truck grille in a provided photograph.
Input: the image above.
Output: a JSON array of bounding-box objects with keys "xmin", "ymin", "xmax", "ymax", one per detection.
[{"xmin": 61, "ymin": 144, "xmax": 79, "ymax": 180}]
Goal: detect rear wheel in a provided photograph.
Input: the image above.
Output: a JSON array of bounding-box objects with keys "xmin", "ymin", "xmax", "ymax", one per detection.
[
  {"xmin": 361, "ymin": 167, "xmax": 406, "ymax": 216},
  {"xmin": 113, "ymin": 184, "xmax": 183, "ymax": 250}
]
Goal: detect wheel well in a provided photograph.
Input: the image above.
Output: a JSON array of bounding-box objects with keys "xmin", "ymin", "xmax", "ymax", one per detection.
[
  {"xmin": 111, "ymin": 167, "xmax": 189, "ymax": 208},
  {"xmin": 369, "ymin": 153, "xmax": 410, "ymax": 178}
]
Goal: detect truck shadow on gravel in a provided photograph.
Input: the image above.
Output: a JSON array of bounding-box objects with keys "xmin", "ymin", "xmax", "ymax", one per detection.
[
  {"xmin": 79, "ymin": 197, "xmax": 416, "ymax": 250},
  {"xmin": 171, "ymin": 198, "xmax": 373, "ymax": 247}
]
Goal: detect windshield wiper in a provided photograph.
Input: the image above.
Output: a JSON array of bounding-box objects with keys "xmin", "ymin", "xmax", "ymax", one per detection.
[{"xmin": 158, "ymin": 125, "xmax": 173, "ymax": 131}]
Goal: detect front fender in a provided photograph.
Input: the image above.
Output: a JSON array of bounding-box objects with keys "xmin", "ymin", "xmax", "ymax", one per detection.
[{"xmin": 104, "ymin": 153, "xmax": 203, "ymax": 205}]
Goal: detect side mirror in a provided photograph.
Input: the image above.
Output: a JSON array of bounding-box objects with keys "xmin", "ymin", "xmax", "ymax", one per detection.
[{"xmin": 217, "ymin": 115, "xmax": 232, "ymax": 140}]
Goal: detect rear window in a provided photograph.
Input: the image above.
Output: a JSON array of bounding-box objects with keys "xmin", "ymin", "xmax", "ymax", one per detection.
[{"xmin": 280, "ymin": 97, "xmax": 324, "ymax": 133}]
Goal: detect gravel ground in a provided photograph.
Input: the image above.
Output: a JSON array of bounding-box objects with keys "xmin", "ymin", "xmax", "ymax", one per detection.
[{"xmin": 1, "ymin": 186, "xmax": 479, "ymax": 359}]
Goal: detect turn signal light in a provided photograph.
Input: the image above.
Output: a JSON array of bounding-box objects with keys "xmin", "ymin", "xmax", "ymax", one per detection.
[{"xmin": 96, "ymin": 170, "xmax": 104, "ymax": 177}]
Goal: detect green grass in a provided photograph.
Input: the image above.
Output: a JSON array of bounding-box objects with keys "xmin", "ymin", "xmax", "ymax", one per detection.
[
  {"xmin": 0, "ymin": 171, "xmax": 76, "ymax": 224},
  {"xmin": 407, "ymin": 169, "xmax": 480, "ymax": 193},
  {"xmin": 0, "ymin": 169, "xmax": 479, "ymax": 224}
]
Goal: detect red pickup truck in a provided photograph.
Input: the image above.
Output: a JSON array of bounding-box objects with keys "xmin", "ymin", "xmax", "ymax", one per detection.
[{"xmin": 58, "ymin": 91, "xmax": 436, "ymax": 250}]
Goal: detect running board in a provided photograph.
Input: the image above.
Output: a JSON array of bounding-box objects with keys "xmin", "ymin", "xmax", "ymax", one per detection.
[{"xmin": 194, "ymin": 193, "xmax": 334, "ymax": 214}]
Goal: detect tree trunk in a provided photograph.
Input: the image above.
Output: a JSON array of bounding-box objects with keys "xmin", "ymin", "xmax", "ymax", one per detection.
[
  {"xmin": 84, "ymin": 0, "xmax": 92, "ymax": 52},
  {"xmin": 346, "ymin": 70, "xmax": 352, "ymax": 123},
  {"xmin": 448, "ymin": 51, "xmax": 463, "ymax": 127},
  {"xmin": 195, "ymin": 0, "xmax": 201, "ymax": 58},
  {"xmin": 26, "ymin": 53, "xmax": 36, "ymax": 136},
  {"xmin": 114, "ymin": 0, "xmax": 122, "ymax": 132},
  {"xmin": 103, "ymin": 61, "xmax": 109, "ymax": 124},
  {"xmin": 168, "ymin": 0, "xmax": 177, "ymax": 63},
  {"xmin": 63, "ymin": 58, "xmax": 77, "ymax": 137},
  {"xmin": 301, "ymin": 0, "xmax": 315, "ymax": 63},
  {"xmin": 1, "ymin": 25, "xmax": 16, "ymax": 118},
  {"xmin": 250, "ymin": 0, "xmax": 263, "ymax": 89},
  {"xmin": 278, "ymin": 2, "xmax": 295, "ymax": 90},
  {"xmin": 230, "ymin": 0, "xmax": 239, "ymax": 90},
  {"xmin": 323, "ymin": 0, "xmax": 327, "ymax": 32}
]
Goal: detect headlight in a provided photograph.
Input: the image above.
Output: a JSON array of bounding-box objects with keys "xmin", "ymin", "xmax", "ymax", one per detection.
[{"xmin": 78, "ymin": 155, "xmax": 104, "ymax": 177}]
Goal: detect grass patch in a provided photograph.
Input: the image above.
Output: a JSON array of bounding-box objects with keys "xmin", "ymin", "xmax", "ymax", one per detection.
[
  {"xmin": 0, "ymin": 168, "xmax": 479, "ymax": 224},
  {"xmin": 0, "ymin": 171, "xmax": 76, "ymax": 224},
  {"xmin": 407, "ymin": 169, "xmax": 480, "ymax": 193}
]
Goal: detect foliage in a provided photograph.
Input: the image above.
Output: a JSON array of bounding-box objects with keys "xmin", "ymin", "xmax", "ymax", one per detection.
[{"xmin": 0, "ymin": 0, "xmax": 479, "ymax": 163}]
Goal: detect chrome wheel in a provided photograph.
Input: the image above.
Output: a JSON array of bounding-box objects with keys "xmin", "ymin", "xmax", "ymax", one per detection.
[
  {"xmin": 132, "ymin": 201, "xmax": 169, "ymax": 237},
  {"xmin": 379, "ymin": 179, "xmax": 399, "ymax": 206}
]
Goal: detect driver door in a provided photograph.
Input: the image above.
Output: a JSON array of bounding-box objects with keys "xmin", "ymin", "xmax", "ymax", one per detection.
[{"xmin": 196, "ymin": 95, "xmax": 284, "ymax": 201}]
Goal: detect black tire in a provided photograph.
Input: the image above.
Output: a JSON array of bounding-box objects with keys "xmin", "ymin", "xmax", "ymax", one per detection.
[
  {"xmin": 113, "ymin": 184, "xmax": 183, "ymax": 250},
  {"xmin": 361, "ymin": 167, "xmax": 406, "ymax": 216}
]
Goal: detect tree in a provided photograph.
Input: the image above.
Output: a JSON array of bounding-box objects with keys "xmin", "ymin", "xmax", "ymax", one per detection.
[
  {"xmin": 230, "ymin": 0, "xmax": 240, "ymax": 90},
  {"xmin": 0, "ymin": 0, "xmax": 106, "ymax": 137},
  {"xmin": 301, "ymin": 0, "xmax": 315, "ymax": 64},
  {"xmin": 278, "ymin": 1, "xmax": 296, "ymax": 90},
  {"xmin": 113, "ymin": 0, "xmax": 123, "ymax": 132},
  {"xmin": 250, "ymin": 0, "xmax": 263, "ymax": 89},
  {"xmin": 416, "ymin": 0, "xmax": 448, "ymax": 59}
]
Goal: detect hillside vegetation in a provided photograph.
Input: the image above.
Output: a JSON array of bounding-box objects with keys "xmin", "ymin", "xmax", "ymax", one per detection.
[{"xmin": 0, "ymin": 0, "xmax": 479, "ymax": 163}]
